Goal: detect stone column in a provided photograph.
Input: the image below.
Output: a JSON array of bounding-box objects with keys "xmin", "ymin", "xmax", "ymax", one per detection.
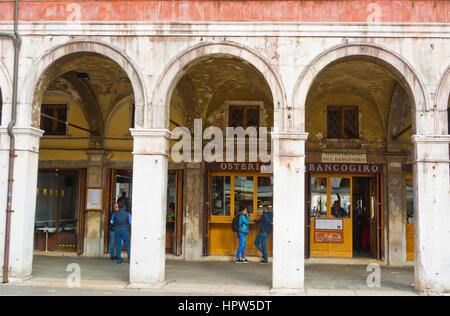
[
  {"xmin": 271, "ymin": 132, "xmax": 308, "ymax": 294},
  {"xmin": 0, "ymin": 127, "xmax": 43, "ymax": 282},
  {"xmin": 385, "ymin": 154, "xmax": 406, "ymax": 266},
  {"xmin": 411, "ymin": 135, "xmax": 450, "ymax": 294},
  {"xmin": 83, "ymin": 149, "xmax": 107, "ymax": 257},
  {"xmin": 183, "ymin": 162, "xmax": 203, "ymax": 261},
  {"xmin": 129, "ymin": 129, "xmax": 170, "ymax": 288}
]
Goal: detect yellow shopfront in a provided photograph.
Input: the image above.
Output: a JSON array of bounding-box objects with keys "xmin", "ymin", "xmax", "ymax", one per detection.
[
  {"xmin": 306, "ymin": 163, "xmax": 384, "ymax": 259},
  {"xmin": 205, "ymin": 162, "xmax": 273, "ymax": 257},
  {"xmin": 405, "ymin": 172, "xmax": 414, "ymax": 261}
]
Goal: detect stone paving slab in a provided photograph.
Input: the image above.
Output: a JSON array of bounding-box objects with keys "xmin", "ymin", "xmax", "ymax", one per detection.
[{"xmin": 0, "ymin": 255, "xmax": 421, "ymax": 296}]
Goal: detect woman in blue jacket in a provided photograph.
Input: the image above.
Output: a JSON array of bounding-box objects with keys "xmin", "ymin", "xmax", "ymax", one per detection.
[{"xmin": 235, "ymin": 206, "xmax": 250, "ymax": 263}]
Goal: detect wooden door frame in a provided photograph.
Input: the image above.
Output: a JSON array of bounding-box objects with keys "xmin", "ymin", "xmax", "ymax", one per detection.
[
  {"xmin": 174, "ymin": 170, "xmax": 184, "ymax": 256},
  {"xmin": 36, "ymin": 168, "xmax": 85, "ymax": 253},
  {"xmin": 307, "ymin": 173, "xmax": 384, "ymax": 259},
  {"xmin": 205, "ymin": 171, "xmax": 273, "ymax": 255}
]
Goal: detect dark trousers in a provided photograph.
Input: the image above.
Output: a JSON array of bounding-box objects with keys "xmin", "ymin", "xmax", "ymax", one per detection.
[
  {"xmin": 109, "ymin": 231, "xmax": 115, "ymax": 258},
  {"xmin": 114, "ymin": 230, "xmax": 130, "ymax": 262},
  {"xmin": 254, "ymin": 233, "xmax": 269, "ymax": 261}
]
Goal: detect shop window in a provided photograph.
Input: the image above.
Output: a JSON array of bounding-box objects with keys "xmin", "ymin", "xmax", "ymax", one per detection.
[
  {"xmin": 330, "ymin": 178, "xmax": 351, "ymax": 218},
  {"xmin": 257, "ymin": 176, "xmax": 273, "ymax": 215},
  {"xmin": 406, "ymin": 182, "xmax": 414, "ymax": 224},
  {"xmin": 35, "ymin": 170, "xmax": 79, "ymax": 233},
  {"xmin": 229, "ymin": 105, "xmax": 260, "ymax": 130},
  {"xmin": 310, "ymin": 177, "xmax": 328, "ymax": 218},
  {"xmin": 40, "ymin": 104, "xmax": 68, "ymax": 135},
  {"xmin": 327, "ymin": 106, "xmax": 359, "ymax": 139},
  {"xmin": 211, "ymin": 176, "xmax": 231, "ymax": 216},
  {"xmin": 234, "ymin": 176, "xmax": 254, "ymax": 215}
]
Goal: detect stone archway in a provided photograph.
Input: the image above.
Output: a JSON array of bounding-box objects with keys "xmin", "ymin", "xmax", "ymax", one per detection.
[
  {"xmin": 20, "ymin": 40, "xmax": 146, "ymax": 130},
  {"xmin": 293, "ymin": 42, "xmax": 450, "ymax": 294},
  {"xmin": 435, "ymin": 66, "xmax": 450, "ymax": 135},
  {"xmin": 0, "ymin": 60, "xmax": 12, "ymax": 127},
  {"xmin": 292, "ymin": 42, "xmax": 428, "ymax": 135},
  {"xmin": 150, "ymin": 41, "xmax": 287, "ymax": 131}
]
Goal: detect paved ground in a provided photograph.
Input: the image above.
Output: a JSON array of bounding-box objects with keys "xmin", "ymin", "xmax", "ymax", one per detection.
[{"xmin": 0, "ymin": 255, "xmax": 419, "ymax": 296}]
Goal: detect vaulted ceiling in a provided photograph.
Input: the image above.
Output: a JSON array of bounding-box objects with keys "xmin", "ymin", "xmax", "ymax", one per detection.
[
  {"xmin": 170, "ymin": 56, "xmax": 274, "ymax": 128},
  {"xmin": 306, "ymin": 60, "xmax": 401, "ymax": 131}
]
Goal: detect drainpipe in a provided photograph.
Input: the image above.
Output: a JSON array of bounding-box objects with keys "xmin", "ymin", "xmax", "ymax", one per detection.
[{"xmin": 0, "ymin": 0, "xmax": 21, "ymax": 284}]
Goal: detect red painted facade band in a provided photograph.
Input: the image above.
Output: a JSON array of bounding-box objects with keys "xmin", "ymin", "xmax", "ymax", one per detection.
[{"xmin": 0, "ymin": 0, "xmax": 447, "ymax": 23}]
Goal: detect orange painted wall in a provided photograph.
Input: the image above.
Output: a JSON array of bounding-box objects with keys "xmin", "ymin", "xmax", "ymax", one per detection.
[{"xmin": 0, "ymin": 0, "xmax": 448, "ymax": 23}]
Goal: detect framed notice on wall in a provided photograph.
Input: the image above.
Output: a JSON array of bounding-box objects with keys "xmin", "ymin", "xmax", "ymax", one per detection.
[
  {"xmin": 315, "ymin": 219, "xmax": 343, "ymax": 230},
  {"xmin": 86, "ymin": 188, "xmax": 103, "ymax": 211}
]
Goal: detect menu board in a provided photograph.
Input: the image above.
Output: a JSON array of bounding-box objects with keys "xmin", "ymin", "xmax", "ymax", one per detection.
[
  {"xmin": 315, "ymin": 219, "xmax": 343, "ymax": 230},
  {"xmin": 86, "ymin": 188, "xmax": 103, "ymax": 210}
]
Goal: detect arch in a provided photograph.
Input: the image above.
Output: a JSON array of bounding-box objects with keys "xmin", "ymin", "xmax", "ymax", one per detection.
[
  {"xmin": 20, "ymin": 40, "xmax": 146, "ymax": 129},
  {"xmin": 0, "ymin": 60, "xmax": 12, "ymax": 127},
  {"xmin": 292, "ymin": 42, "xmax": 428, "ymax": 134},
  {"xmin": 150, "ymin": 41, "xmax": 287, "ymax": 130},
  {"xmin": 435, "ymin": 66, "xmax": 450, "ymax": 135}
]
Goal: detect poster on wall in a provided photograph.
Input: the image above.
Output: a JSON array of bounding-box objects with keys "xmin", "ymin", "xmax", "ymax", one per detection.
[
  {"xmin": 315, "ymin": 219, "xmax": 343, "ymax": 230},
  {"xmin": 314, "ymin": 231, "xmax": 344, "ymax": 244},
  {"xmin": 86, "ymin": 188, "xmax": 103, "ymax": 211}
]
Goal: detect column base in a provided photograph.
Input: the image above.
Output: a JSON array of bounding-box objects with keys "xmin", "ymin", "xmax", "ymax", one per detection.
[
  {"xmin": 270, "ymin": 288, "xmax": 305, "ymax": 296},
  {"xmin": 3, "ymin": 275, "xmax": 32, "ymax": 284},
  {"xmin": 127, "ymin": 281, "xmax": 167, "ymax": 290}
]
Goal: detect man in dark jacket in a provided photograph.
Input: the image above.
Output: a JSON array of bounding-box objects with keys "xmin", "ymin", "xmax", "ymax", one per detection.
[
  {"xmin": 110, "ymin": 201, "xmax": 131, "ymax": 264},
  {"xmin": 254, "ymin": 205, "xmax": 273, "ymax": 263}
]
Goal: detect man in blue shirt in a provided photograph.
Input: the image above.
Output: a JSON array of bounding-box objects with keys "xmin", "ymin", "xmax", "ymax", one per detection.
[
  {"xmin": 110, "ymin": 201, "xmax": 132, "ymax": 264},
  {"xmin": 254, "ymin": 205, "xmax": 273, "ymax": 263}
]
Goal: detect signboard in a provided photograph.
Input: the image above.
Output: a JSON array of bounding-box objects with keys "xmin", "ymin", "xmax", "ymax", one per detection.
[
  {"xmin": 315, "ymin": 219, "xmax": 343, "ymax": 230},
  {"xmin": 322, "ymin": 152, "xmax": 367, "ymax": 163},
  {"xmin": 206, "ymin": 162, "xmax": 272, "ymax": 173},
  {"xmin": 307, "ymin": 163, "xmax": 383, "ymax": 174},
  {"xmin": 86, "ymin": 188, "xmax": 103, "ymax": 211},
  {"xmin": 314, "ymin": 231, "xmax": 344, "ymax": 244}
]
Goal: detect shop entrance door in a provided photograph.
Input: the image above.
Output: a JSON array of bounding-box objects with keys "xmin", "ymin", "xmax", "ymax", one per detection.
[
  {"xmin": 105, "ymin": 169, "xmax": 184, "ymax": 256},
  {"xmin": 35, "ymin": 169, "xmax": 85, "ymax": 253},
  {"xmin": 308, "ymin": 174, "xmax": 382, "ymax": 259},
  {"xmin": 352, "ymin": 177, "xmax": 380, "ymax": 259}
]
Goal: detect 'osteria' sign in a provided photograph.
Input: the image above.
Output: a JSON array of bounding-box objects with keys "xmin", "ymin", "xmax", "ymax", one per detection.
[{"xmin": 322, "ymin": 152, "xmax": 367, "ymax": 163}]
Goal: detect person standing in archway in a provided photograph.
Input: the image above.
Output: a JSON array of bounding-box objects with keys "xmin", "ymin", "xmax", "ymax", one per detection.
[
  {"xmin": 254, "ymin": 205, "xmax": 273, "ymax": 264},
  {"xmin": 235, "ymin": 206, "xmax": 250, "ymax": 264},
  {"xmin": 110, "ymin": 201, "xmax": 132, "ymax": 264}
]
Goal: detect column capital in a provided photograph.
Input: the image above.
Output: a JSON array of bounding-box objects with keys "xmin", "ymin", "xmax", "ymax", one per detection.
[
  {"xmin": 411, "ymin": 134, "xmax": 450, "ymax": 163},
  {"xmin": 130, "ymin": 128, "xmax": 171, "ymax": 156},
  {"xmin": 410, "ymin": 134, "xmax": 450, "ymax": 145},
  {"xmin": 271, "ymin": 132, "xmax": 308, "ymax": 158},
  {"xmin": 130, "ymin": 128, "xmax": 172, "ymax": 139},
  {"xmin": 271, "ymin": 131, "xmax": 309, "ymax": 141},
  {"xmin": 0, "ymin": 127, "xmax": 44, "ymax": 152}
]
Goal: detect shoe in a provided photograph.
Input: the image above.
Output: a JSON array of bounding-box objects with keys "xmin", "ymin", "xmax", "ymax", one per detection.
[
  {"xmin": 234, "ymin": 259, "xmax": 243, "ymax": 264},
  {"xmin": 260, "ymin": 260, "xmax": 269, "ymax": 264},
  {"xmin": 241, "ymin": 258, "xmax": 249, "ymax": 264},
  {"xmin": 110, "ymin": 256, "xmax": 117, "ymax": 260},
  {"xmin": 118, "ymin": 260, "xmax": 122, "ymax": 264}
]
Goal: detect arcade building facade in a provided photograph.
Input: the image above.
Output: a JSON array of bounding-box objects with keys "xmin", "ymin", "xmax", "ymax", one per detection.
[{"xmin": 0, "ymin": 0, "xmax": 449, "ymax": 294}]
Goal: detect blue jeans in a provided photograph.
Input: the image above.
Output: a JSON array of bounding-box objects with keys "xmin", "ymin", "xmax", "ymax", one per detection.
[
  {"xmin": 254, "ymin": 233, "xmax": 269, "ymax": 261},
  {"xmin": 114, "ymin": 230, "xmax": 130, "ymax": 262},
  {"xmin": 109, "ymin": 231, "xmax": 115, "ymax": 258},
  {"xmin": 236, "ymin": 232, "xmax": 247, "ymax": 260}
]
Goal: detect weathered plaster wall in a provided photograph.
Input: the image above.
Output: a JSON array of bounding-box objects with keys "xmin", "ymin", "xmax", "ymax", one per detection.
[{"xmin": 0, "ymin": 1, "xmax": 447, "ymax": 23}]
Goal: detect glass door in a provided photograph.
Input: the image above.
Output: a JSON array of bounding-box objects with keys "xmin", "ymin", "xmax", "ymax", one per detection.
[
  {"xmin": 208, "ymin": 172, "xmax": 273, "ymax": 256},
  {"xmin": 405, "ymin": 174, "xmax": 414, "ymax": 261},
  {"xmin": 35, "ymin": 170, "xmax": 80, "ymax": 252},
  {"xmin": 310, "ymin": 175, "xmax": 353, "ymax": 258}
]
